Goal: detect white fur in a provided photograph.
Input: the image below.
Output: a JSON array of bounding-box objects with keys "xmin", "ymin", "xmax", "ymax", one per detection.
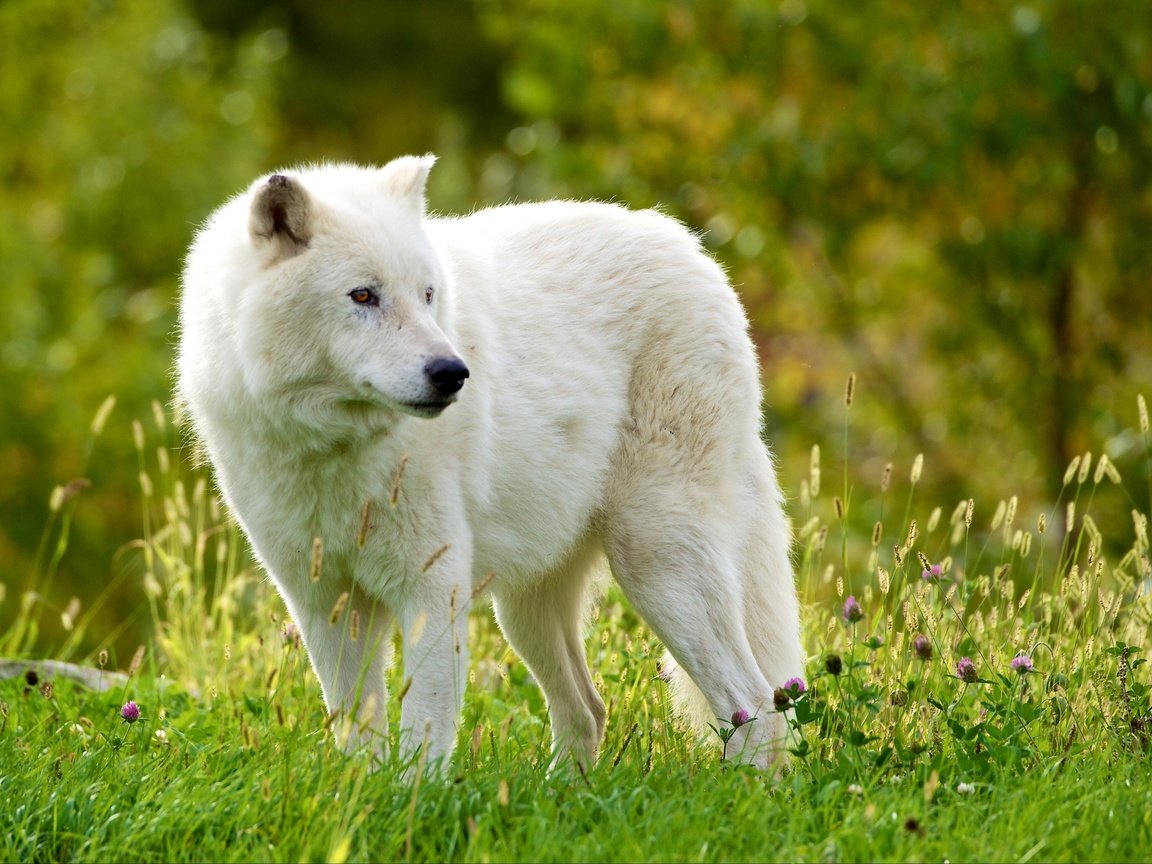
[{"xmin": 177, "ymin": 155, "xmax": 804, "ymax": 771}]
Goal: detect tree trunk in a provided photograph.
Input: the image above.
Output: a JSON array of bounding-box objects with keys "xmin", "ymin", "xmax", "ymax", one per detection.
[{"xmin": 1049, "ymin": 266, "xmax": 1075, "ymax": 499}]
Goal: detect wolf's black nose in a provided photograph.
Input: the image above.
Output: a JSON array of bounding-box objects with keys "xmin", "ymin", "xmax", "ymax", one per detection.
[{"xmin": 425, "ymin": 356, "xmax": 470, "ymax": 396}]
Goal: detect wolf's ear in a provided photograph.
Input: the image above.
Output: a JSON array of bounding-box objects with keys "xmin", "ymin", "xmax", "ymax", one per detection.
[
  {"xmin": 378, "ymin": 154, "xmax": 436, "ymax": 214},
  {"xmin": 248, "ymin": 173, "xmax": 311, "ymax": 260}
]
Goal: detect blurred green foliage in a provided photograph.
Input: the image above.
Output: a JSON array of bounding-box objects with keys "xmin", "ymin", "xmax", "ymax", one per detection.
[
  {"xmin": 477, "ymin": 0, "xmax": 1152, "ymax": 505},
  {"xmin": 1, "ymin": 0, "xmax": 1149, "ymax": 655},
  {"xmin": 0, "ymin": 0, "xmax": 279, "ymax": 642}
]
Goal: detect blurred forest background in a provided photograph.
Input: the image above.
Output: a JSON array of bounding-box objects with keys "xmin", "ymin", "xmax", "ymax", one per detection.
[{"xmin": 1, "ymin": 0, "xmax": 1150, "ymax": 658}]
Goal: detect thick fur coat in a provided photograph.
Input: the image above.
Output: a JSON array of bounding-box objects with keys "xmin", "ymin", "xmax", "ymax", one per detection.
[{"xmin": 177, "ymin": 156, "xmax": 803, "ymax": 770}]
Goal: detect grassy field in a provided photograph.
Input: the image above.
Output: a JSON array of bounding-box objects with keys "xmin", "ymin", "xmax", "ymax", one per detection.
[{"xmin": 2, "ymin": 395, "xmax": 1151, "ymax": 862}]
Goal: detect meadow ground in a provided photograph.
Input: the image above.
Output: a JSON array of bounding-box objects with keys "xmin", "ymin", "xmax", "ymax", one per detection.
[{"xmin": 1, "ymin": 392, "xmax": 1150, "ymax": 862}]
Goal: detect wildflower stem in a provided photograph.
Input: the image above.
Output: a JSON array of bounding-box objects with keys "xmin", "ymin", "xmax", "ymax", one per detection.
[{"xmin": 842, "ymin": 374, "xmax": 853, "ymax": 597}]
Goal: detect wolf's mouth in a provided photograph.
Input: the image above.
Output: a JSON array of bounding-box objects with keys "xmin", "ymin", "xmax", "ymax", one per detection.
[
  {"xmin": 398, "ymin": 400, "xmax": 453, "ymax": 419},
  {"xmin": 338, "ymin": 397, "xmax": 451, "ymax": 420}
]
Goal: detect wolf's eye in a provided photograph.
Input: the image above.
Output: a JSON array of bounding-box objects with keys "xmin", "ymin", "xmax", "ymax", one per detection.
[
  {"xmin": 349, "ymin": 287, "xmax": 378, "ymax": 307},
  {"xmin": 425, "ymin": 286, "xmax": 434, "ymax": 305}
]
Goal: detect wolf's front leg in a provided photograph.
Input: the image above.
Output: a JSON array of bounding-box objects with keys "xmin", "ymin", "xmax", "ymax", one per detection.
[
  {"xmin": 284, "ymin": 579, "xmax": 395, "ymax": 758},
  {"xmin": 396, "ymin": 564, "xmax": 472, "ymax": 772}
]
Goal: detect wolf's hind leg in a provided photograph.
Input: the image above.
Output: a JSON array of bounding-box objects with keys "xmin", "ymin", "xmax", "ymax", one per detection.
[{"xmin": 603, "ymin": 504, "xmax": 786, "ymax": 769}]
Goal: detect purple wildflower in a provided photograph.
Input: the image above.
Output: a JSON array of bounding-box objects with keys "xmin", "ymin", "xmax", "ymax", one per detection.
[
  {"xmin": 956, "ymin": 657, "xmax": 978, "ymax": 684},
  {"xmin": 120, "ymin": 701, "xmax": 140, "ymax": 723},
  {"xmin": 1010, "ymin": 654, "xmax": 1034, "ymax": 675},
  {"xmin": 912, "ymin": 634, "xmax": 933, "ymax": 661},
  {"xmin": 783, "ymin": 677, "xmax": 807, "ymax": 696},
  {"xmin": 730, "ymin": 708, "xmax": 751, "ymax": 727},
  {"xmin": 825, "ymin": 653, "xmax": 843, "ymax": 676},
  {"xmin": 921, "ymin": 563, "xmax": 944, "ymax": 583},
  {"xmin": 843, "ymin": 595, "xmax": 864, "ymax": 623}
]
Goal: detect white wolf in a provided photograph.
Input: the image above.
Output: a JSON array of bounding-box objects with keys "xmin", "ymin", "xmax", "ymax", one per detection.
[{"xmin": 177, "ymin": 155, "xmax": 803, "ymax": 771}]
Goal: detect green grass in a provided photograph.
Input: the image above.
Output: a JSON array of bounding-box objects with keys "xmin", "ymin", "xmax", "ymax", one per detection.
[
  {"xmin": 1, "ymin": 393, "xmax": 1151, "ymax": 862},
  {"xmin": 2, "ymin": 669, "xmax": 1150, "ymax": 863}
]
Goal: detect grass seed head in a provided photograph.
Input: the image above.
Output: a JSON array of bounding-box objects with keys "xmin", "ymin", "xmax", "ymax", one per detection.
[
  {"xmin": 905, "ymin": 519, "xmax": 919, "ymax": 548},
  {"xmin": 809, "ymin": 445, "xmax": 821, "ymax": 498},
  {"xmin": 389, "ymin": 454, "xmax": 409, "ymax": 507},
  {"xmin": 309, "ymin": 536, "xmax": 324, "ymax": 582},
  {"xmin": 1078, "ymin": 451, "xmax": 1093, "ymax": 484},
  {"xmin": 128, "ymin": 645, "xmax": 145, "ymax": 677},
  {"xmin": 927, "ymin": 506, "xmax": 942, "ymax": 533},
  {"xmin": 1132, "ymin": 510, "xmax": 1149, "ymax": 548},
  {"xmin": 60, "ymin": 596, "xmax": 80, "ymax": 631},
  {"xmin": 357, "ymin": 498, "xmax": 374, "ymax": 548},
  {"xmin": 328, "ymin": 591, "xmax": 349, "ymax": 625},
  {"xmin": 151, "ymin": 399, "xmax": 166, "ymax": 432},
  {"xmin": 1093, "ymin": 454, "xmax": 1109, "ymax": 484},
  {"xmin": 950, "ymin": 499, "xmax": 967, "ymax": 525},
  {"xmin": 90, "ymin": 395, "xmax": 117, "ymax": 436},
  {"xmin": 422, "ymin": 543, "xmax": 451, "ymax": 573},
  {"xmin": 1063, "ymin": 455, "xmax": 1081, "ymax": 486},
  {"xmin": 1105, "ymin": 459, "xmax": 1121, "ymax": 484},
  {"xmin": 992, "ymin": 500, "xmax": 1006, "ymax": 531}
]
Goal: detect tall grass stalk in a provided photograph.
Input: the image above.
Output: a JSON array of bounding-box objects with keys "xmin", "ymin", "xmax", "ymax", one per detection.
[{"xmin": 0, "ymin": 396, "xmax": 117, "ymax": 659}]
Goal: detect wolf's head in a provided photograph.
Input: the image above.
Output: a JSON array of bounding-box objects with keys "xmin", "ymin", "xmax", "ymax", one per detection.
[{"xmin": 180, "ymin": 156, "xmax": 468, "ymax": 440}]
